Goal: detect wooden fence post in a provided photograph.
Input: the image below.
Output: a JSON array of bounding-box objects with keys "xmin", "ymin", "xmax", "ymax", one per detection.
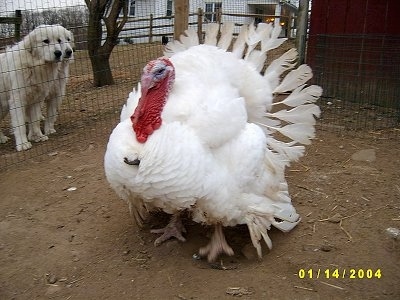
[
  {"xmin": 15, "ymin": 10, "xmax": 22, "ymax": 41},
  {"xmin": 0, "ymin": 10, "xmax": 22, "ymax": 41},
  {"xmin": 174, "ymin": 0, "xmax": 189, "ymax": 39},
  {"xmin": 149, "ymin": 14, "xmax": 153, "ymax": 43},
  {"xmin": 296, "ymin": 0, "xmax": 309, "ymax": 64},
  {"xmin": 216, "ymin": 7, "xmax": 222, "ymax": 24},
  {"xmin": 197, "ymin": 8, "xmax": 203, "ymax": 43}
]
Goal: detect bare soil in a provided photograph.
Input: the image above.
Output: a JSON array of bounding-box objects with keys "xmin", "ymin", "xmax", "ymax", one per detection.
[
  {"xmin": 1, "ymin": 127, "xmax": 399, "ymax": 299},
  {"xmin": 1, "ymin": 43, "xmax": 400, "ymax": 300}
]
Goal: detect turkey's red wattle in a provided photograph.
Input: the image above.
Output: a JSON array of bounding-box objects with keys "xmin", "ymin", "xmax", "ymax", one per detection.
[{"xmin": 131, "ymin": 76, "xmax": 171, "ymax": 143}]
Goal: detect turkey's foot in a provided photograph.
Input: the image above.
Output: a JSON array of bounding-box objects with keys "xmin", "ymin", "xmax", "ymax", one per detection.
[
  {"xmin": 151, "ymin": 213, "xmax": 186, "ymax": 246},
  {"xmin": 199, "ymin": 223, "xmax": 234, "ymax": 262}
]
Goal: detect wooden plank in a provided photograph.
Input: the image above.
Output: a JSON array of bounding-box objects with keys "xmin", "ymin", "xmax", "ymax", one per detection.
[
  {"xmin": 0, "ymin": 17, "xmax": 22, "ymax": 24},
  {"xmin": 174, "ymin": 0, "xmax": 189, "ymax": 39}
]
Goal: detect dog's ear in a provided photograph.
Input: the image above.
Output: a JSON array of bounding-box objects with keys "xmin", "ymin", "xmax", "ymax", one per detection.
[
  {"xmin": 22, "ymin": 30, "xmax": 35, "ymax": 54},
  {"xmin": 68, "ymin": 30, "xmax": 75, "ymax": 51}
]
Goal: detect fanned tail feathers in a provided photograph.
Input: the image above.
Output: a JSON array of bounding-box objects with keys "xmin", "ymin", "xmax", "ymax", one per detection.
[
  {"xmin": 261, "ymin": 83, "xmax": 322, "ymax": 151},
  {"xmin": 164, "ymin": 22, "xmax": 322, "ymax": 162},
  {"xmin": 265, "ymin": 48, "xmax": 298, "ymax": 91},
  {"xmin": 164, "ymin": 27, "xmax": 200, "ymax": 57}
]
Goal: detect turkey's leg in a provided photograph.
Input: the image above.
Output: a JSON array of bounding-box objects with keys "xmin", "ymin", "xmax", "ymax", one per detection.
[
  {"xmin": 151, "ymin": 213, "xmax": 186, "ymax": 246},
  {"xmin": 199, "ymin": 223, "xmax": 234, "ymax": 262}
]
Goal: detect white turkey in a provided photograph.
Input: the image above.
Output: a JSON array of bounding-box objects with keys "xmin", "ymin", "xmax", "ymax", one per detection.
[{"xmin": 104, "ymin": 22, "xmax": 322, "ymax": 262}]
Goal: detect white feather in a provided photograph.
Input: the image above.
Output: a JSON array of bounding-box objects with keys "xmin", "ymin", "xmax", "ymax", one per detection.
[
  {"xmin": 204, "ymin": 23, "xmax": 219, "ymax": 46},
  {"xmin": 266, "ymin": 48, "xmax": 298, "ymax": 75},
  {"xmin": 266, "ymin": 138, "xmax": 305, "ymax": 162},
  {"xmin": 217, "ymin": 22, "xmax": 234, "ymax": 50},
  {"xmin": 273, "ymin": 64, "xmax": 313, "ymax": 93},
  {"xmin": 179, "ymin": 28, "xmax": 199, "ymax": 48},
  {"xmin": 164, "ymin": 40, "xmax": 186, "ymax": 57},
  {"xmin": 266, "ymin": 104, "xmax": 321, "ymax": 125},
  {"xmin": 232, "ymin": 24, "xmax": 248, "ymax": 58},
  {"xmin": 270, "ymin": 123, "xmax": 316, "ymax": 145},
  {"xmin": 120, "ymin": 84, "xmax": 140, "ymax": 121},
  {"xmin": 244, "ymin": 22, "xmax": 261, "ymax": 60},
  {"xmin": 164, "ymin": 28, "xmax": 199, "ymax": 57},
  {"xmin": 274, "ymin": 85, "xmax": 323, "ymax": 107},
  {"xmin": 247, "ymin": 50, "xmax": 267, "ymax": 72},
  {"xmin": 261, "ymin": 24, "xmax": 286, "ymax": 52},
  {"xmin": 264, "ymin": 48, "xmax": 298, "ymax": 91}
]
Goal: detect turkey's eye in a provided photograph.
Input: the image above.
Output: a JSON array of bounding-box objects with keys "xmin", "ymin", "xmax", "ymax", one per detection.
[
  {"xmin": 43, "ymin": 39, "xmax": 50, "ymax": 44},
  {"xmin": 154, "ymin": 68, "xmax": 165, "ymax": 76}
]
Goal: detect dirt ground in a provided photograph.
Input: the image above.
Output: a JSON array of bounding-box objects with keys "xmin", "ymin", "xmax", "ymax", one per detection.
[{"xmin": 1, "ymin": 124, "xmax": 399, "ymax": 299}]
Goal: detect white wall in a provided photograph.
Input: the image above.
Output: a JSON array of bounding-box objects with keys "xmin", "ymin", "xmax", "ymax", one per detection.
[{"xmin": 1, "ymin": 0, "xmax": 85, "ymax": 14}]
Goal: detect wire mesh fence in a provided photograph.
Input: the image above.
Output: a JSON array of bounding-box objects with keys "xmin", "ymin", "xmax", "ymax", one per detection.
[
  {"xmin": 0, "ymin": 1, "xmax": 399, "ymax": 171},
  {"xmin": 309, "ymin": 34, "xmax": 400, "ymax": 137}
]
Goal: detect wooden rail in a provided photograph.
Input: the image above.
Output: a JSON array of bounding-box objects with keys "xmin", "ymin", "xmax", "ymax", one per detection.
[
  {"xmin": 118, "ymin": 8, "xmax": 296, "ymax": 43},
  {"xmin": 1, "ymin": 8, "xmax": 296, "ymax": 48},
  {"xmin": 0, "ymin": 10, "xmax": 22, "ymax": 48}
]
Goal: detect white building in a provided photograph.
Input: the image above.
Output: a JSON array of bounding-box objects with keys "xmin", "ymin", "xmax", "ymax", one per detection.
[
  {"xmin": 0, "ymin": 0, "xmax": 85, "ymax": 15},
  {"xmin": 119, "ymin": 0, "xmax": 298, "ymax": 43}
]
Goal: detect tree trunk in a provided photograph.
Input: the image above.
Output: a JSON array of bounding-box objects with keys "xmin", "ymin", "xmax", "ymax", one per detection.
[
  {"xmin": 87, "ymin": 7, "xmax": 114, "ymax": 87},
  {"xmin": 85, "ymin": 0, "xmax": 128, "ymax": 87},
  {"xmin": 90, "ymin": 51, "xmax": 114, "ymax": 86}
]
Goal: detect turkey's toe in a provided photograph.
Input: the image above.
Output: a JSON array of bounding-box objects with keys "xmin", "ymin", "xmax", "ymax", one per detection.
[
  {"xmin": 151, "ymin": 214, "xmax": 186, "ymax": 246},
  {"xmin": 199, "ymin": 224, "xmax": 234, "ymax": 262}
]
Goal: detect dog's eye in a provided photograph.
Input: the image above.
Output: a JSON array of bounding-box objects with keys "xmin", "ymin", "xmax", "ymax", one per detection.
[
  {"xmin": 43, "ymin": 39, "xmax": 50, "ymax": 44},
  {"xmin": 58, "ymin": 38, "xmax": 62, "ymax": 43},
  {"xmin": 67, "ymin": 38, "xmax": 70, "ymax": 41}
]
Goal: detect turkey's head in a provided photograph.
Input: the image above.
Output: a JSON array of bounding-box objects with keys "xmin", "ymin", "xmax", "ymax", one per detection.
[{"xmin": 131, "ymin": 57, "xmax": 175, "ymax": 143}]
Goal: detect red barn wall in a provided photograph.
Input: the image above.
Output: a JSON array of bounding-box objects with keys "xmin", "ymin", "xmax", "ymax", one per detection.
[
  {"xmin": 309, "ymin": 0, "xmax": 400, "ymax": 36},
  {"xmin": 307, "ymin": 0, "xmax": 400, "ymax": 109},
  {"xmin": 308, "ymin": 0, "xmax": 400, "ymax": 65}
]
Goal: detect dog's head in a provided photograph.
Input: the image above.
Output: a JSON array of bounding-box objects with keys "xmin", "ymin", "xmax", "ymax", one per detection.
[
  {"xmin": 24, "ymin": 24, "xmax": 74, "ymax": 63},
  {"xmin": 61, "ymin": 27, "xmax": 74, "ymax": 62}
]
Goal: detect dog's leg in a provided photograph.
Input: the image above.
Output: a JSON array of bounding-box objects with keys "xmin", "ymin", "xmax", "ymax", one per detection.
[
  {"xmin": 44, "ymin": 89, "xmax": 62, "ymax": 135},
  {"xmin": 0, "ymin": 105, "xmax": 10, "ymax": 143},
  {"xmin": 45, "ymin": 66, "xmax": 68, "ymax": 135},
  {"xmin": 27, "ymin": 102, "xmax": 48, "ymax": 143},
  {"xmin": 8, "ymin": 91, "xmax": 32, "ymax": 151}
]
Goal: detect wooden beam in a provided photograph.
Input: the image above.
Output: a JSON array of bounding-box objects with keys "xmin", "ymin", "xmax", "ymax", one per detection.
[
  {"xmin": 296, "ymin": 0, "xmax": 309, "ymax": 64},
  {"xmin": 174, "ymin": 0, "xmax": 189, "ymax": 39}
]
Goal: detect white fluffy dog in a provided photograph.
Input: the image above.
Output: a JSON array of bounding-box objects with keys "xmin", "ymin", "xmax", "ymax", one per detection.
[
  {"xmin": 0, "ymin": 24, "xmax": 74, "ymax": 151},
  {"xmin": 43, "ymin": 27, "xmax": 74, "ymax": 136}
]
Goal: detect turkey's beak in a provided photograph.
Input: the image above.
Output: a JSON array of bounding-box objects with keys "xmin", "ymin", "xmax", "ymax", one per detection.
[{"xmin": 141, "ymin": 74, "xmax": 154, "ymax": 97}]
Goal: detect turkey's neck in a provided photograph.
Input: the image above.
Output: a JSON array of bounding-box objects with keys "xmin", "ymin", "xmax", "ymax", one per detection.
[{"xmin": 131, "ymin": 76, "xmax": 173, "ymax": 143}]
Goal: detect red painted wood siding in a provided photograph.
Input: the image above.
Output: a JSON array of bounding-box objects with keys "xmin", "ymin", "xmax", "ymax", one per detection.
[
  {"xmin": 307, "ymin": 0, "xmax": 400, "ymax": 108},
  {"xmin": 309, "ymin": 0, "xmax": 400, "ymax": 35}
]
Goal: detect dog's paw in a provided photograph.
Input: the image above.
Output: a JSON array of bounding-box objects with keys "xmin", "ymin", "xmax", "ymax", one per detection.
[
  {"xmin": 0, "ymin": 134, "xmax": 10, "ymax": 144},
  {"xmin": 44, "ymin": 128, "xmax": 56, "ymax": 135},
  {"xmin": 34, "ymin": 135, "xmax": 49, "ymax": 143},
  {"xmin": 16, "ymin": 141, "xmax": 32, "ymax": 151},
  {"xmin": 28, "ymin": 133, "xmax": 49, "ymax": 143}
]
